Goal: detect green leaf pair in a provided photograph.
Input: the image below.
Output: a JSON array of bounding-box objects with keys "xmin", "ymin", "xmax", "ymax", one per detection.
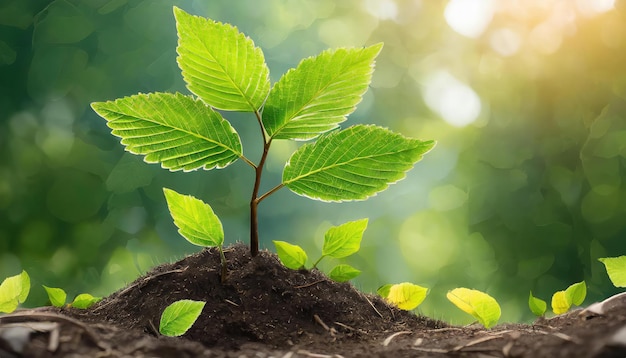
[
  {"xmin": 273, "ymin": 218, "xmax": 367, "ymax": 282},
  {"xmin": 528, "ymin": 281, "xmax": 586, "ymax": 316},
  {"xmin": 0, "ymin": 271, "xmax": 30, "ymax": 313},
  {"xmin": 43, "ymin": 286, "xmax": 102, "ymax": 309},
  {"xmin": 378, "ymin": 282, "xmax": 429, "ymax": 311}
]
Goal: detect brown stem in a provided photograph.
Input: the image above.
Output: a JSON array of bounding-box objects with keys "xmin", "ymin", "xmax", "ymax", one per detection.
[{"xmin": 250, "ymin": 110, "xmax": 270, "ymax": 256}]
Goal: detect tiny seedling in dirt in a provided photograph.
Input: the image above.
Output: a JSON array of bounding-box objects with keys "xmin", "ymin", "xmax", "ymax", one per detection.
[
  {"xmin": 446, "ymin": 287, "xmax": 501, "ymax": 328},
  {"xmin": 528, "ymin": 281, "xmax": 586, "ymax": 316},
  {"xmin": 42, "ymin": 286, "xmax": 102, "ymax": 309},
  {"xmin": 90, "ymin": 7, "xmax": 435, "ymax": 279},
  {"xmin": 377, "ymin": 282, "xmax": 429, "ymax": 311},
  {"xmin": 159, "ymin": 299, "xmax": 206, "ymax": 337},
  {"xmin": 273, "ymin": 218, "xmax": 367, "ymax": 282}
]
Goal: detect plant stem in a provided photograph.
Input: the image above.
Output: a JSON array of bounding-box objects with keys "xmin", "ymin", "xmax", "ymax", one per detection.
[
  {"xmin": 312, "ymin": 255, "xmax": 325, "ymax": 269},
  {"xmin": 218, "ymin": 246, "xmax": 227, "ymax": 283},
  {"xmin": 250, "ymin": 109, "xmax": 270, "ymax": 257}
]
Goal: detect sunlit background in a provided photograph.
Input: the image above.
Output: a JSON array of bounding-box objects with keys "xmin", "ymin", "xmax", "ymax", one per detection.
[{"xmin": 2, "ymin": 0, "xmax": 626, "ymax": 324}]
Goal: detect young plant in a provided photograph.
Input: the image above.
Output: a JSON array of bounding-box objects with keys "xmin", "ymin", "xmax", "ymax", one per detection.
[
  {"xmin": 90, "ymin": 7, "xmax": 435, "ymax": 259},
  {"xmin": 377, "ymin": 282, "xmax": 429, "ymax": 311},
  {"xmin": 528, "ymin": 281, "xmax": 586, "ymax": 316},
  {"xmin": 159, "ymin": 299, "xmax": 206, "ymax": 337},
  {"xmin": 43, "ymin": 286, "xmax": 102, "ymax": 309},
  {"xmin": 446, "ymin": 287, "xmax": 501, "ymax": 328},
  {"xmin": 273, "ymin": 218, "xmax": 367, "ymax": 282},
  {"xmin": 0, "ymin": 271, "xmax": 30, "ymax": 313}
]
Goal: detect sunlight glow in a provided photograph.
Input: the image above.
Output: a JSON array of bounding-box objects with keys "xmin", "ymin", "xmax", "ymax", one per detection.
[
  {"xmin": 444, "ymin": 0, "xmax": 495, "ymax": 38},
  {"xmin": 422, "ymin": 71, "xmax": 481, "ymax": 127}
]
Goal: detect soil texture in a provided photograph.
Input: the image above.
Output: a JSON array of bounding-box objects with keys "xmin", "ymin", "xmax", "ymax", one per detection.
[{"xmin": 1, "ymin": 243, "xmax": 626, "ymax": 357}]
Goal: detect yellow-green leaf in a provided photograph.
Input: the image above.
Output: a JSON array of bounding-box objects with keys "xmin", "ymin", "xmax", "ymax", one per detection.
[
  {"xmin": 551, "ymin": 290, "xmax": 570, "ymax": 314},
  {"xmin": 386, "ymin": 282, "xmax": 428, "ymax": 311},
  {"xmin": 71, "ymin": 293, "xmax": 102, "ymax": 309},
  {"xmin": 43, "ymin": 286, "xmax": 67, "ymax": 308},
  {"xmin": 322, "ymin": 218, "xmax": 368, "ymax": 259},
  {"xmin": 328, "ymin": 264, "xmax": 361, "ymax": 282},
  {"xmin": 0, "ymin": 271, "xmax": 30, "ymax": 313},
  {"xmin": 160, "ymin": 299, "xmax": 206, "ymax": 337},
  {"xmin": 599, "ymin": 256, "xmax": 626, "ymax": 287},
  {"xmin": 447, "ymin": 288, "xmax": 501, "ymax": 328},
  {"xmin": 273, "ymin": 241, "xmax": 308, "ymax": 270},
  {"xmin": 528, "ymin": 291, "xmax": 547, "ymax": 317},
  {"xmin": 565, "ymin": 281, "xmax": 586, "ymax": 306},
  {"xmin": 164, "ymin": 188, "xmax": 224, "ymax": 247}
]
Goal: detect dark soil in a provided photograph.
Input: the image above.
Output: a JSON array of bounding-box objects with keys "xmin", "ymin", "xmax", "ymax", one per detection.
[{"xmin": 1, "ymin": 243, "xmax": 626, "ymax": 357}]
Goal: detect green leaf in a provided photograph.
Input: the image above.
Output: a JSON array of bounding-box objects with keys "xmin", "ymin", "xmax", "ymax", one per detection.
[
  {"xmin": 43, "ymin": 286, "xmax": 67, "ymax": 308},
  {"xmin": 386, "ymin": 282, "xmax": 429, "ymax": 311},
  {"xmin": 528, "ymin": 291, "xmax": 547, "ymax": 317},
  {"xmin": 447, "ymin": 288, "xmax": 501, "ymax": 328},
  {"xmin": 283, "ymin": 125, "xmax": 435, "ymax": 202},
  {"xmin": 91, "ymin": 92, "xmax": 242, "ymax": 172},
  {"xmin": 551, "ymin": 290, "xmax": 570, "ymax": 315},
  {"xmin": 565, "ymin": 281, "xmax": 586, "ymax": 306},
  {"xmin": 377, "ymin": 284, "xmax": 393, "ymax": 298},
  {"xmin": 174, "ymin": 7, "xmax": 269, "ymax": 112},
  {"xmin": 0, "ymin": 271, "xmax": 30, "ymax": 313},
  {"xmin": 262, "ymin": 44, "xmax": 383, "ymax": 140},
  {"xmin": 599, "ymin": 256, "xmax": 626, "ymax": 287},
  {"xmin": 328, "ymin": 264, "xmax": 361, "ymax": 282},
  {"xmin": 322, "ymin": 219, "xmax": 368, "ymax": 259},
  {"xmin": 273, "ymin": 241, "xmax": 308, "ymax": 270},
  {"xmin": 160, "ymin": 299, "xmax": 206, "ymax": 337},
  {"xmin": 163, "ymin": 188, "xmax": 224, "ymax": 247},
  {"xmin": 70, "ymin": 293, "xmax": 101, "ymax": 309}
]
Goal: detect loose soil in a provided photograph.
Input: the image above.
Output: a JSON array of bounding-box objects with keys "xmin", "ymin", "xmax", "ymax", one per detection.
[{"xmin": 1, "ymin": 243, "xmax": 626, "ymax": 357}]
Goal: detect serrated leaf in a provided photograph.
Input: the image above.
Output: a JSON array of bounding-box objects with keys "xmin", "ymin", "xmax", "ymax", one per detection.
[
  {"xmin": 91, "ymin": 92, "xmax": 242, "ymax": 172},
  {"xmin": 377, "ymin": 284, "xmax": 393, "ymax": 298},
  {"xmin": 283, "ymin": 125, "xmax": 435, "ymax": 202},
  {"xmin": 174, "ymin": 7, "xmax": 269, "ymax": 112},
  {"xmin": 599, "ymin": 256, "xmax": 626, "ymax": 287},
  {"xmin": 0, "ymin": 271, "xmax": 29, "ymax": 313},
  {"xmin": 322, "ymin": 219, "xmax": 368, "ymax": 259},
  {"xmin": 43, "ymin": 286, "xmax": 67, "ymax": 308},
  {"xmin": 70, "ymin": 293, "xmax": 101, "ymax": 309},
  {"xmin": 273, "ymin": 241, "xmax": 308, "ymax": 270},
  {"xmin": 328, "ymin": 264, "xmax": 361, "ymax": 282},
  {"xmin": 551, "ymin": 290, "xmax": 570, "ymax": 315},
  {"xmin": 565, "ymin": 281, "xmax": 586, "ymax": 306},
  {"xmin": 447, "ymin": 288, "xmax": 501, "ymax": 329},
  {"xmin": 263, "ymin": 44, "xmax": 382, "ymax": 140},
  {"xmin": 160, "ymin": 299, "xmax": 206, "ymax": 337},
  {"xmin": 386, "ymin": 282, "xmax": 429, "ymax": 311},
  {"xmin": 164, "ymin": 188, "xmax": 224, "ymax": 247},
  {"xmin": 528, "ymin": 291, "xmax": 547, "ymax": 317}
]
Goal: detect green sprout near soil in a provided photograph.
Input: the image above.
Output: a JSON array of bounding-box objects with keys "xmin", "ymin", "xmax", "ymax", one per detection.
[
  {"xmin": 377, "ymin": 282, "xmax": 429, "ymax": 311},
  {"xmin": 528, "ymin": 281, "xmax": 586, "ymax": 316},
  {"xmin": 90, "ymin": 7, "xmax": 435, "ymax": 266},
  {"xmin": 446, "ymin": 288, "xmax": 501, "ymax": 329},
  {"xmin": 273, "ymin": 218, "xmax": 367, "ymax": 282}
]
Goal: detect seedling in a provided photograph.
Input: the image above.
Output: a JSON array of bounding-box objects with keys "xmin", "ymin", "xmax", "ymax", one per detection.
[
  {"xmin": 528, "ymin": 281, "xmax": 586, "ymax": 316},
  {"xmin": 43, "ymin": 286, "xmax": 102, "ymax": 309},
  {"xmin": 377, "ymin": 282, "xmax": 429, "ymax": 310},
  {"xmin": 446, "ymin": 287, "xmax": 501, "ymax": 328},
  {"xmin": 159, "ymin": 299, "xmax": 206, "ymax": 337},
  {"xmin": 90, "ymin": 7, "xmax": 435, "ymax": 263},
  {"xmin": 273, "ymin": 218, "xmax": 367, "ymax": 282},
  {"xmin": 0, "ymin": 271, "xmax": 30, "ymax": 313}
]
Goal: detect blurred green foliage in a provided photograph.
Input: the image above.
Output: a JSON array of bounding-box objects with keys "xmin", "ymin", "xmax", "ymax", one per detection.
[{"xmin": 2, "ymin": 0, "xmax": 626, "ymax": 324}]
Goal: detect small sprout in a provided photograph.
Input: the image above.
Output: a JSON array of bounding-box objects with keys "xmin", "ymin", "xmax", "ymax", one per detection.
[
  {"xmin": 273, "ymin": 241, "xmax": 308, "ymax": 270},
  {"xmin": 71, "ymin": 293, "xmax": 102, "ymax": 309},
  {"xmin": 379, "ymin": 282, "xmax": 429, "ymax": 311},
  {"xmin": 551, "ymin": 281, "xmax": 586, "ymax": 315},
  {"xmin": 528, "ymin": 291, "xmax": 547, "ymax": 317},
  {"xmin": 159, "ymin": 299, "xmax": 206, "ymax": 337},
  {"xmin": 328, "ymin": 264, "xmax": 361, "ymax": 283},
  {"xmin": 43, "ymin": 286, "xmax": 67, "ymax": 308},
  {"xmin": 275, "ymin": 219, "xmax": 368, "ymax": 282},
  {"xmin": 599, "ymin": 256, "xmax": 626, "ymax": 287},
  {"xmin": 0, "ymin": 271, "xmax": 30, "ymax": 313},
  {"xmin": 447, "ymin": 287, "xmax": 501, "ymax": 329}
]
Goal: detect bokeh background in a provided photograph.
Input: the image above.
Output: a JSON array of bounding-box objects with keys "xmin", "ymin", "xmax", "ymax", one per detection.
[{"xmin": 2, "ymin": 0, "xmax": 626, "ymax": 324}]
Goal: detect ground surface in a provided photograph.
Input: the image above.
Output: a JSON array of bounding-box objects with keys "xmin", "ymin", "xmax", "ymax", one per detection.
[{"xmin": 1, "ymin": 244, "xmax": 626, "ymax": 357}]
